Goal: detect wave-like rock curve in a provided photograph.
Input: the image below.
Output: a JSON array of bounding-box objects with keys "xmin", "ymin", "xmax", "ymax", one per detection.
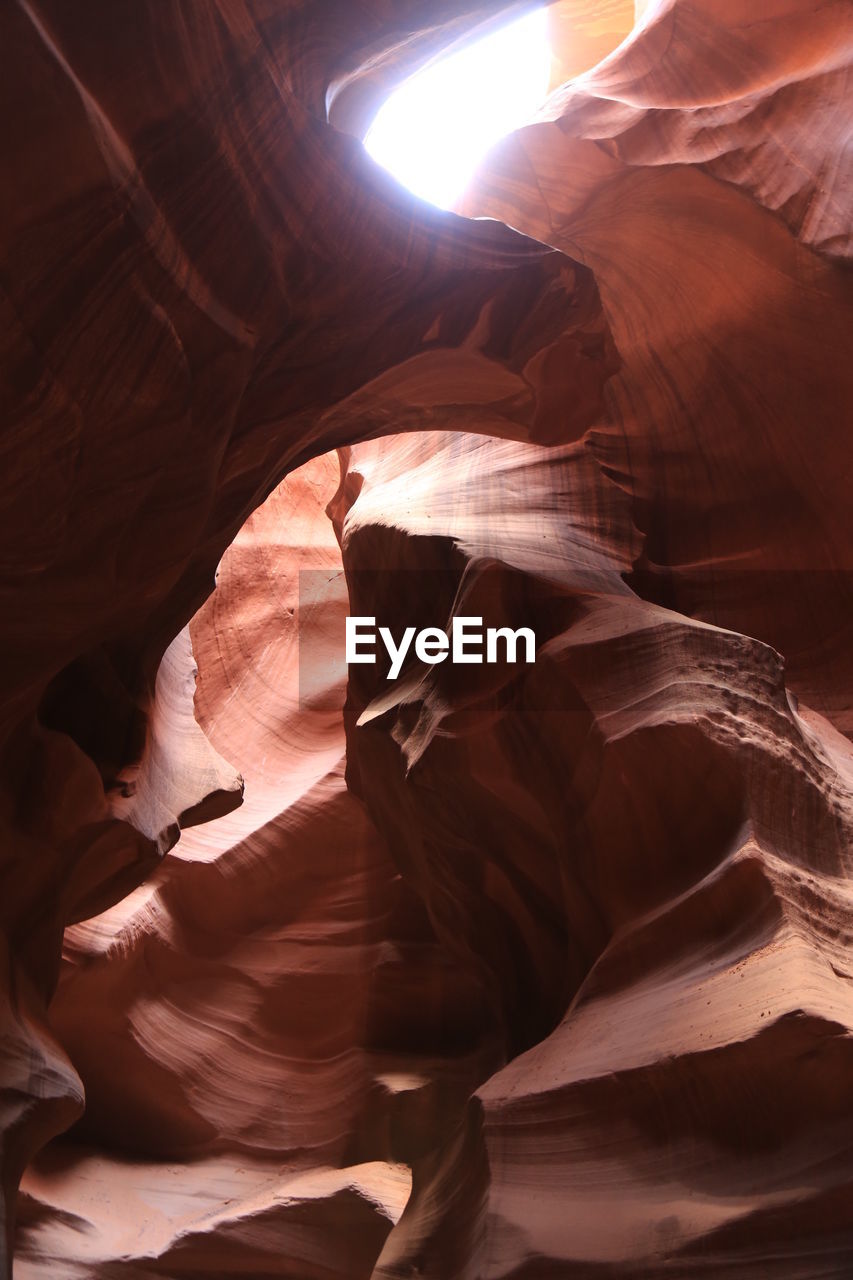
[{"xmin": 5, "ymin": 0, "xmax": 853, "ymax": 1276}]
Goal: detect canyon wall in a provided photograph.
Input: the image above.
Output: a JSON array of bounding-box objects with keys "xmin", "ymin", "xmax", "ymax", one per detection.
[{"xmin": 4, "ymin": 0, "xmax": 853, "ymax": 1276}]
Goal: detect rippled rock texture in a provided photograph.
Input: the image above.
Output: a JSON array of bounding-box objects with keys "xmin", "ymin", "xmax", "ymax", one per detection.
[{"xmin": 5, "ymin": 0, "xmax": 853, "ymax": 1276}]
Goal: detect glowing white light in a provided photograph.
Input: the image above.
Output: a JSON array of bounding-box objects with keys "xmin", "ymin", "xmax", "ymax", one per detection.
[{"xmin": 365, "ymin": 8, "xmax": 551, "ymax": 210}]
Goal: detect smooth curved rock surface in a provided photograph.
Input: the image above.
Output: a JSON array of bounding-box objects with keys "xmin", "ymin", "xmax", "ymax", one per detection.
[
  {"xmin": 340, "ymin": 2, "xmax": 853, "ymax": 1273},
  {"xmin": 5, "ymin": 0, "xmax": 853, "ymax": 1277},
  {"xmin": 15, "ymin": 454, "xmax": 497, "ymax": 1278},
  {"xmin": 1, "ymin": 0, "xmax": 614, "ymax": 1266}
]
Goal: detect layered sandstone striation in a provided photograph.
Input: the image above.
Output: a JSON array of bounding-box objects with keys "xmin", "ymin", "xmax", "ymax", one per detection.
[
  {"xmin": 1, "ymin": 0, "xmax": 611, "ymax": 1269},
  {"xmin": 4, "ymin": 0, "xmax": 853, "ymax": 1277}
]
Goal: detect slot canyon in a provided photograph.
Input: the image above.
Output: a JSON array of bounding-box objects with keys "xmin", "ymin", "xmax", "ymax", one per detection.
[{"xmin": 2, "ymin": 0, "xmax": 853, "ymax": 1276}]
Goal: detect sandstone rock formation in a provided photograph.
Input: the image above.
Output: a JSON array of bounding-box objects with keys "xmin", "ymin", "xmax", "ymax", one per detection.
[{"xmin": 4, "ymin": 0, "xmax": 853, "ymax": 1276}]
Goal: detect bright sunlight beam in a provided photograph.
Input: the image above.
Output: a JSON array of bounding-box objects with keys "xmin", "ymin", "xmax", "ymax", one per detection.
[{"xmin": 364, "ymin": 8, "xmax": 551, "ymax": 210}]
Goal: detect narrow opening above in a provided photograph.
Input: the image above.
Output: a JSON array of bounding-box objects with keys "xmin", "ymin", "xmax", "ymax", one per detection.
[{"xmin": 364, "ymin": 8, "xmax": 551, "ymax": 210}]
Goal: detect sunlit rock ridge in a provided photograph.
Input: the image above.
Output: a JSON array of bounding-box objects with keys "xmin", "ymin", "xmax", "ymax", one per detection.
[{"xmin": 3, "ymin": 1, "xmax": 852, "ymax": 1277}]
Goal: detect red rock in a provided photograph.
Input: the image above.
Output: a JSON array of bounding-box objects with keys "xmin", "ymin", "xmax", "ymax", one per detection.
[{"xmin": 4, "ymin": 0, "xmax": 853, "ymax": 1277}]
